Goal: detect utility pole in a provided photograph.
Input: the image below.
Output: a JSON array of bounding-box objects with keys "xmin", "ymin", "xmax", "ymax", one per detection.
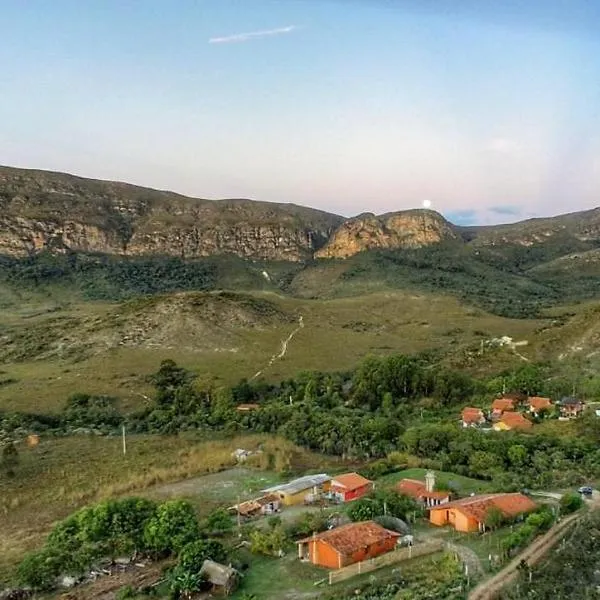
[
  {"xmin": 122, "ymin": 425, "xmax": 127, "ymax": 456},
  {"xmin": 236, "ymin": 495, "xmax": 241, "ymax": 533}
]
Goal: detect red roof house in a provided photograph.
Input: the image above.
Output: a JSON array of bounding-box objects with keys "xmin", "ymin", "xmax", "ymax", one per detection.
[
  {"xmin": 297, "ymin": 521, "xmax": 400, "ymax": 569},
  {"xmin": 527, "ymin": 397, "xmax": 552, "ymax": 415},
  {"xmin": 461, "ymin": 407, "xmax": 486, "ymax": 427},
  {"xmin": 329, "ymin": 472, "xmax": 373, "ymax": 502},
  {"xmin": 494, "ymin": 411, "xmax": 533, "ymax": 431},
  {"xmin": 397, "ymin": 471, "xmax": 450, "ymax": 508},
  {"xmin": 491, "ymin": 398, "xmax": 515, "ymax": 418},
  {"xmin": 429, "ymin": 493, "xmax": 536, "ymax": 532}
]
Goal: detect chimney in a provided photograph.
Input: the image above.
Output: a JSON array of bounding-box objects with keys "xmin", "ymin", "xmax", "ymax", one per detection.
[{"xmin": 425, "ymin": 470, "xmax": 435, "ymax": 493}]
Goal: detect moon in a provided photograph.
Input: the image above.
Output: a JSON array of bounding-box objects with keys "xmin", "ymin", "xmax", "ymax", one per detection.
[{"xmin": 422, "ymin": 199, "xmax": 432, "ymax": 209}]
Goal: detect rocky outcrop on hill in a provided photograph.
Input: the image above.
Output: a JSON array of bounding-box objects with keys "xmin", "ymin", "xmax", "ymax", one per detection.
[{"xmin": 314, "ymin": 210, "xmax": 458, "ymax": 258}]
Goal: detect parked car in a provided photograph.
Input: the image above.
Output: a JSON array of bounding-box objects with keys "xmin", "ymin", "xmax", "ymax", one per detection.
[{"xmin": 578, "ymin": 486, "xmax": 593, "ymax": 495}]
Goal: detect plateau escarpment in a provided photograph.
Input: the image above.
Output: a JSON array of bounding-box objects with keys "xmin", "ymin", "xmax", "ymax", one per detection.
[{"xmin": 0, "ymin": 166, "xmax": 343, "ymax": 261}]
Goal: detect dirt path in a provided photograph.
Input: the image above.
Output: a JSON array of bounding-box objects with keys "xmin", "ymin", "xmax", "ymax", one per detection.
[
  {"xmin": 467, "ymin": 509, "xmax": 585, "ymax": 600},
  {"xmin": 251, "ymin": 315, "xmax": 304, "ymax": 380}
]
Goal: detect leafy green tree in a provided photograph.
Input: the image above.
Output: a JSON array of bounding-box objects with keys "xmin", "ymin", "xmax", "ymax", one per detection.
[
  {"xmin": 150, "ymin": 360, "xmax": 193, "ymax": 406},
  {"xmin": 508, "ymin": 444, "xmax": 528, "ymax": 468},
  {"xmin": 203, "ymin": 508, "xmax": 233, "ymax": 535},
  {"xmin": 178, "ymin": 539, "xmax": 227, "ymax": 571},
  {"xmin": 144, "ymin": 500, "xmax": 200, "ymax": 556},
  {"xmin": 348, "ymin": 490, "xmax": 420, "ymax": 522},
  {"xmin": 249, "ymin": 526, "xmax": 288, "ymax": 556},
  {"xmin": 17, "ymin": 549, "xmax": 63, "ymax": 591},
  {"xmin": 167, "ymin": 565, "xmax": 205, "ymax": 600},
  {"xmin": 560, "ymin": 492, "xmax": 584, "ymax": 515}
]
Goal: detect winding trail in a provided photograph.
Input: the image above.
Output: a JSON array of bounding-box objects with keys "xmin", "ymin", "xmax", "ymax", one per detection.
[{"xmin": 251, "ymin": 315, "xmax": 304, "ymax": 380}]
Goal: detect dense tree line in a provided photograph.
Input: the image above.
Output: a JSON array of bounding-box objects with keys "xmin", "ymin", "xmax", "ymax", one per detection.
[
  {"xmin": 3, "ymin": 355, "xmax": 599, "ymax": 486},
  {"xmin": 17, "ymin": 497, "xmax": 228, "ymax": 593}
]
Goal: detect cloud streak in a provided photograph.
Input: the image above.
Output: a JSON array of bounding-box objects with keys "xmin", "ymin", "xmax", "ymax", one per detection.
[{"xmin": 209, "ymin": 25, "xmax": 297, "ymax": 44}]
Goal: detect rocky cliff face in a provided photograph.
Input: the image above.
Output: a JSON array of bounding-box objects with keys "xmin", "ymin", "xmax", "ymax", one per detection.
[
  {"xmin": 314, "ymin": 210, "xmax": 458, "ymax": 258},
  {"xmin": 0, "ymin": 166, "xmax": 343, "ymax": 261}
]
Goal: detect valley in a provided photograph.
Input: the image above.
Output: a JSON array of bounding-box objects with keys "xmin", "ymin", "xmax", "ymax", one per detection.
[{"xmin": 2, "ymin": 166, "xmax": 600, "ymax": 600}]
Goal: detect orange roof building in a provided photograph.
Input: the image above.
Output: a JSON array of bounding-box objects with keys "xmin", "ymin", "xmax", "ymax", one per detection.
[
  {"xmin": 461, "ymin": 407, "xmax": 486, "ymax": 427},
  {"xmin": 297, "ymin": 521, "xmax": 400, "ymax": 569},
  {"xmin": 494, "ymin": 411, "xmax": 533, "ymax": 431},
  {"xmin": 492, "ymin": 398, "xmax": 515, "ymax": 415},
  {"xmin": 429, "ymin": 493, "xmax": 536, "ymax": 533},
  {"xmin": 528, "ymin": 397, "xmax": 552, "ymax": 414},
  {"xmin": 397, "ymin": 471, "xmax": 451, "ymax": 508},
  {"xmin": 330, "ymin": 472, "xmax": 373, "ymax": 502}
]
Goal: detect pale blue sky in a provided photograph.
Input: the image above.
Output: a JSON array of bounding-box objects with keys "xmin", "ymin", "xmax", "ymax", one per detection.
[{"xmin": 1, "ymin": 0, "xmax": 599, "ymax": 224}]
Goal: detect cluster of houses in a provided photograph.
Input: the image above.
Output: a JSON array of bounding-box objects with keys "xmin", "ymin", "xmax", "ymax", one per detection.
[
  {"xmin": 461, "ymin": 394, "xmax": 586, "ymax": 431},
  {"xmin": 295, "ymin": 470, "xmax": 538, "ymax": 570},
  {"xmin": 229, "ymin": 471, "xmax": 374, "ymax": 519}
]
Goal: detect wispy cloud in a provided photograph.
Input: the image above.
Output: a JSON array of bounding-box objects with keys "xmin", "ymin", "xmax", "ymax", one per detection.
[{"xmin": 209, "ymin": 25, "xmax": 297, "ymax": 44}]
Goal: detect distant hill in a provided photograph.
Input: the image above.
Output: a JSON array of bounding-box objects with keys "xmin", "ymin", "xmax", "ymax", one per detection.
[{"xmin": 1, "ymin": 165, "xmax": 599, "ymax": 318}]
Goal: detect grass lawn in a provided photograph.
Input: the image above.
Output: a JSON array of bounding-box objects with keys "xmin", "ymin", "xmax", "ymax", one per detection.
[
  {"xmin": 377, "ymin": 468, "xmax": 494, "ymax": 496},
  {"xmin": 0, "ymin": 289, "xmax": 544, "ymax": 414}
]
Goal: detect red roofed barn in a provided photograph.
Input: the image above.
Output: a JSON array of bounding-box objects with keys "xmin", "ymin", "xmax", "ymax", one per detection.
[
  {"xmin": 297, "ymin": 521, "xmax": 400, "ymax": 569},
  {"xmin": 329, "ymin": 472, "xmax": 373, "ymax": 502}
]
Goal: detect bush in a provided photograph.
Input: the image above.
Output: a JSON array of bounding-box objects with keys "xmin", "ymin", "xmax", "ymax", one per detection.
[
  {"xmin": 144, "ymin": 500, "xmax": 200, "ymax": 556},
  {"xmin": 17, "ymin": 549, "xmax": 63, "ymax": 591},
  {"xmin": 178, "ymin": 539, "xmax": 227, "ymax": 571},
  {"xmin": 560, "ymin": 492, "xmax": 584, "ymax": 515},
  {"xmin": 249, "ymin": 526, "xmax": 288, "ymax": 556},
  {"xmin": 348, "ymin": 490, "xmax": 421, "ymax": 523},
  {"xmin": 285, "ymin": 511, "xmax": 328, "ymax": 538}
]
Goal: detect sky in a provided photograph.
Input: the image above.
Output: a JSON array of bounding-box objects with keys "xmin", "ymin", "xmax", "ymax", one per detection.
[{"xmin": 1, "ymin": 0, "xmax": 600, "ymax": 225}]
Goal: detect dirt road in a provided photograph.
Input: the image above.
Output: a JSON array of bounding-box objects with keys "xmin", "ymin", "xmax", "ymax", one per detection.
[{"xmin": 468, "ymin": 502, "xmax": 595, "ymax": 600}]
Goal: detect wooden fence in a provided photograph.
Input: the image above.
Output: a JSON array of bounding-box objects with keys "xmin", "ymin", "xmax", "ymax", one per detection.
[{"xmin": 328, "ymin": 539, "xmax": 444, "ymax": 585}]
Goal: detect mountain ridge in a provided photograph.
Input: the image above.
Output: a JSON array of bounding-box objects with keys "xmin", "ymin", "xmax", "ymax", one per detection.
[{"xmin": 1, "ymin": 164, "xmax": 599, "ymax": 264}]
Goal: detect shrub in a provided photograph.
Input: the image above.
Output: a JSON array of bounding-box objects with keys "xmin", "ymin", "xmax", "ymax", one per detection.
[
  {"xmin": 178, "ymin": 539, "xmax": 227, "ymax": 571},
  {"xmin": 17, "ymin": 549, "xmax": 63, "ymax": 591},
  {"xmin": 249, "ymin": 526, "xmax": 288, "ymax": 556},
  {"xmin": 144, "ymin": 500, "xmax": 200, "ymax": 556},
  {"xmin": 560, "ymin": 492, "xmax": 584, "ymax": 515}
]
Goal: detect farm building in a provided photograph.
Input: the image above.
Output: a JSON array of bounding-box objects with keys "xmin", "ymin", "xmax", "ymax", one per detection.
[
  {"xmin": 329, "ymin": 472, "xmax": 373, "ymax": 502},
  {"xmin": 262, "ymin": 473, "xmax": 331, "ymax": 506},
  {"xmin": 229, "ymin": 494, "xmax": 281, "ymax": 518},
  {"xmin": 397, "ymin": 471, "xmax": 451, "ymax": 508},
  {"xmin": 297, "ymin": 520, "xmax": 400, "ymax": 569},
  {"xmin": 493, "ymin": 411, "xmax": 533, "ymax": 431},
  {"xmin": 199, "ymin": 560, "xmax": 239, "ymax": 596},
  {"xmin": 429, "ymin": 493, "xmax": 536, "ymax": 533}
]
